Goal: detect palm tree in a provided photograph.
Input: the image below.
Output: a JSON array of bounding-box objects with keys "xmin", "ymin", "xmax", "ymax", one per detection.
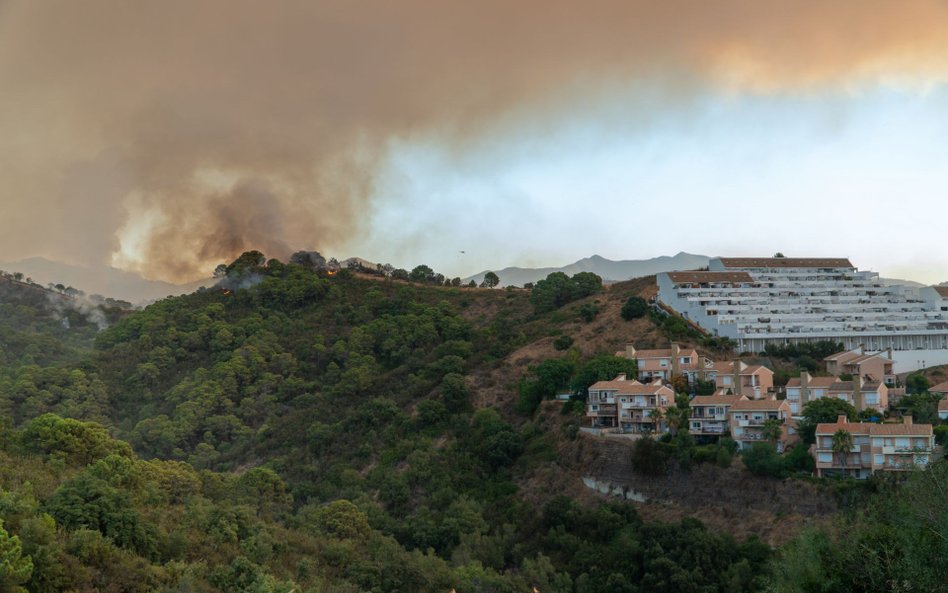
[
  {"xmin": 647, "ymin": 408, "xmax": 665, "ymax": 436},
  {"xmin": 832, "ymin": 429, "xmax": 854, "ymax": 474},
  {"xmin": 762, "ymin": 417, "xmax": 783, "ymax": 445}
]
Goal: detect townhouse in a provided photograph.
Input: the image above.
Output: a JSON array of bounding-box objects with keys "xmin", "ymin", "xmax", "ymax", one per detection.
[
  {"xmin": 688, "ymin": 393, "xmax": 740, "ymax": 439},
  {"xmin": 826, "ymin": 377, "xmax": 888, "ymax": 412},
  {"xmin": 784, "ymin": 371, "xmax": 887, "ymax": 415},
  {"xmin": 616, "ymin": 343, "xmax": 706, "ymax": 384},
  {"xmin": 784, "ymin": 373, "xmax": 837, "ymax": 415},
  {"xmin": 586, "ymin": 374, "xmax": 673, "ymax": 434},
  {"xmin": 824, "ymin": 347, "xmax": 895, "ymax": 386},
  {"xmin": 814, "ymin": 415, "xmax": 934, "ymax": 478},
  {"xmin": 729, "ymin": 398, "xmax": 796, "ymax": 452},
  {"xmin": 707, "ymin": 360, "xmax": 774, "ymax": 399}
]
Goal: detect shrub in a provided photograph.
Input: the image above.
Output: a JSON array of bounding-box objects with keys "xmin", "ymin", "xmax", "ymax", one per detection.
[
  {"xmin": 741, "ymin": 443, "xmax": 786, "ymax": 478},
  {"xmin": 553, "ymin": 335, "xmax": 574, "ymax": 351},
  {"xmin": 577, "ymin": 303, "xmax": 599, "ymax": 322},
  {"xmin": 620, "ymin": 296, "xmax": 648, "ymax": 320},
  {"xmin": 630, "ymin": 437, "xmax": 670, "ymax": 476}
]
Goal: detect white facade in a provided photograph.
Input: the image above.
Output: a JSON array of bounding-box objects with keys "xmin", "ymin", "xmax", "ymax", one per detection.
[{"xmin": 657, "ymin": 258, "xmax": 948, "ymax": 369}]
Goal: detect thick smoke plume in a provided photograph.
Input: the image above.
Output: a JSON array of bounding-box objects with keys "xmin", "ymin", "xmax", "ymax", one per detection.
[{"xmin": 1, "ymin": 0, "xmax": 948, "ymax": 282}]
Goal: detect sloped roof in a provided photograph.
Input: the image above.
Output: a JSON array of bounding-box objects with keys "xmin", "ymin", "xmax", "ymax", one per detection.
[
  {"xmin": 730, "ymin": 398, "xmax": 788, "ymax": 412},
  {"xmin": 718, "ymin": 257, "xmax": 854, "ymax": 269},
  {"xmin": 816, "ymin": 421, "xmax": 933, "ymax": 437},
  {"xmin": 929, "ymin": 381, "xmax": 948, "ymax": 394},
  {"xmin": 690, "ymin": 394, "xmax": 742, "ymax": 406},
  {"xmin": 786, "ymin": 376, "xmax": 838, "ymax": 388},
  {"xmin": 666, "ymin": 271, "xmax": 754, "ymax": 284},
  {"xmin": 589, "ymin": 377, "xmax": 671, "ymax": 396},
  {"xmin": 824, "ymin": 349, "xmax": 861, "ymax": 363}
]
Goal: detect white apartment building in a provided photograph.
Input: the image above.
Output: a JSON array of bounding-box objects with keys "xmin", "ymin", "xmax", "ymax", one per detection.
[{"xmin": 657, "ymin": 258, "xmax": 948, "ymax": 367}]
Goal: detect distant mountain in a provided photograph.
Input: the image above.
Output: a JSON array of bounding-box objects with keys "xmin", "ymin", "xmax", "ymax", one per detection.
[
  {"xmin": 0, "ymin": 257, "xmax": 212, "ymax": 304},
  {"xmin": 465, "ymin": 252, "xmax": 711, "ymax": 287},
  {"xmin": 881, "ymin": 277, "xmax": 926, "ymax": 288}
]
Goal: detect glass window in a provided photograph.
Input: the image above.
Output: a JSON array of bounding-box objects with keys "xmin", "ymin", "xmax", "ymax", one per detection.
[
  {"xmin": 874, "ymin": 454, "xmax": 884, "ymax": 465},
  {"xmin": 818, "ymin": 452, "xmax": 832, "ymax": 463}
]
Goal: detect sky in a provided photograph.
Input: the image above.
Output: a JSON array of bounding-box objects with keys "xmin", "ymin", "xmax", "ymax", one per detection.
[{"xmin": 2, "ymin": 1, "xmax": 948, "ymax": 284}]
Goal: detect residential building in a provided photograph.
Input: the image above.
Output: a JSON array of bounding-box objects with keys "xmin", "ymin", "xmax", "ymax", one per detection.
[
  {"xmin": 708, "ymin": 360, "xmax": 774, "ymax": 399},
  {"xmin": 586, "ymin": 374, "xmax": 673, "ymax": 433},
  {"xmin": 657, "ymin": 258, "xmax": 948, "ymax": 367},
  {"xmin": 784, "ymin": 372, "xmax": 887, "ymax": 414},
  {"xmin": 814, "ymin": 415, "xmax": 934, "ymax": 478},
  {"xmin": 617, "ymin": 343, "xmax": 707, "ymax": 384},
  {"xmin": 728, "ymin": 398, "xmax": 796, "ymax": 452},
  {"xmin": 929, "ymin": 381, "xmax": 948, "ymax": 397},
  {"xmin": 939, "ymin": 399, "xmax": 948, "ymax": 421},
  {"xmin": 824, "ymin": 347, "xmax": 895, "ymax": 385},
  {"xmin": 689, "ymin": 393, "xmax": 740, "ymax": 438},
  {"xmin": 826, "ymin": 377, "xmax": 888, "ymax": 412},
  {"xmin": 785, "ymin": 373, "xmax": 837, "ymax": 415}
]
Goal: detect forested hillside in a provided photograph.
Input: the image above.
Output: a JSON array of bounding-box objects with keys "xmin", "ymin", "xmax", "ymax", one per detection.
[{"xmin": 0, "ymin": 253, "xmax": 945, "ymax": 591}]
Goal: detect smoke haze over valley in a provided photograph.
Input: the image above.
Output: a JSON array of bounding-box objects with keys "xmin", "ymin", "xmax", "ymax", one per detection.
[{"xmin": 4, "ymin": 1, "xmax": 948, "ymax": 282}]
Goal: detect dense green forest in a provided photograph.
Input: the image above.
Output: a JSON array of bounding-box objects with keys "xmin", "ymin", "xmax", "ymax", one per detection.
[{"xmin": 0, "ymin": 255, "xmax": 944, "ymax": 592}]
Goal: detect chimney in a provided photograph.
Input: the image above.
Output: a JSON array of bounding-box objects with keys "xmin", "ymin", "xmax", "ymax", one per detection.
[
  {"xmin": 732, "ymin": 361, "xmax": 744, "ymax": 397},
  {"xmin": 699, "ymin": 356, "xmax": 709, "ymax": 381},
  {"xmin": 904, "ymin": 415, "xmax": 913, "ymax": 425},
  {"xmin": 671, "ymin": 343, "xmax": 681, "ymax": 377},
  {"xmin": 886, "ymin": 347, "xmax": 893, "ymax": 360},
  {"xmin": 837, "ymin": 414, "xmax": 847, "ymax": 424},
  {"xmin": 625, "ymin": 343, "xmax": 635, "ymax": 359},
  {"xmin": 858, "ymin": 343, "xmax": 865, "ymax": 355},
  {"xmin": 853, "ymin": 374, "xmax": 863, "ymax": 411},
  {"xmin": 800, "ymin": 371, "xmax": 811, "ymax": 405}
]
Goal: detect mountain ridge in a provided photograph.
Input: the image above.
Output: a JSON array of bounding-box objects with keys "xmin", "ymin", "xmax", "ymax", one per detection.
[{"xmin": 464, "ymin": 252, "xmax": 712, "ymax": 286}]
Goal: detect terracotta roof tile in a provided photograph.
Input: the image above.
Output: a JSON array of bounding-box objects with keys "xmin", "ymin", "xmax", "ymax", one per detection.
[
  {"xmin": 786, "ymin": 376, "xmax": 838, "ymax": 388},
  {"xmin": 816, "ymin": 421, "xmax": 933, "ymax": 437},
  {"xmin": 929, "ymin": 381, "xmax": 948, "ymax": 394},
  {"xmin": 666, "ymin": 271, "xmax": 755, "ymax": 284},
  {"xmin": 730, "ymin": 398, "xmax": 789, "ymax": 411},
  {"xmin": 718, "ymin": 257, "xmax": 854, "ymax": 269},
  {"xmin": 690, "ymin": 394, "xmax": 742, "ymax": 406}
]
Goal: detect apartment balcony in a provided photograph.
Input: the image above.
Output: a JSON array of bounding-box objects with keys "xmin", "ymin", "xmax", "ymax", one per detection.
[
  {"xmin": 691, "ymin": 413, "xmax": 728, "ymax": 421},
  {"xmin": 690, "ymin": 425, "xmax": 727, "ymax": 434},
  {"xmin": 620, "ymin": 402, "xmax": 657, "ymax": 409},
  {"xmin": 738, "ymin": 417, "xmax": 783, "ymax": 427}
]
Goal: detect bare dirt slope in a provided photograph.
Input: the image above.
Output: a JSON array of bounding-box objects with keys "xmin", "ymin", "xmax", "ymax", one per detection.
[{"xmin": 518, "ymin": 403, "xmax": 836, "ymax": 546}]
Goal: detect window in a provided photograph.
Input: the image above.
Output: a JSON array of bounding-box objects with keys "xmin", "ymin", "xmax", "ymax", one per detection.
[
  {"xmin": 591, "ymin": 405, "xmax": 599, "ymax": 411},
  {"xmin": 681, "ymin": 357, "xmax": 691, "ymax": 364},
  {"xmin": 874, "ymin": 454, "xmax": 884, "ymax": 465},
  {"xmin": 818, "ymin": 452, "xmax": 832, "ymax": 463},
  {"xmin": 723, "ymin": 376, "xmax": 732, "ymax": 385},
  {"xmin": 660, "ymin": 359, "xmax": 668, "ymax": 367},
  {"xmin": 896, "ymin": 438, "xmax": 910, "ymax": 449}
]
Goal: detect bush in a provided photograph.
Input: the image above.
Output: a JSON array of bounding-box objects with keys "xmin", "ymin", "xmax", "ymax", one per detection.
[
  {"xmin": 630, "ymin": 437, "xmax": 670, "ymax": 476},
  {"xmin": 783, "ymin": 444, "xmax": 815, "ymax": 474},
  {"xmin": 741, "ymin": 443, "xmax": 786, "ymax": 478},
  {"xmin": 577, "ymin": 303, "xmax": 599, "ymax": 322},
  {"xmin": 553, "ymin": 335, "xmax": 574, "ymax": 351},
  {"xmin": 620, "ymin": 296, "xmax": 648, "ymax": 320},
  {"xmin": 935, "ymin": 424, "xmax": 948, "ymax": 446}
]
